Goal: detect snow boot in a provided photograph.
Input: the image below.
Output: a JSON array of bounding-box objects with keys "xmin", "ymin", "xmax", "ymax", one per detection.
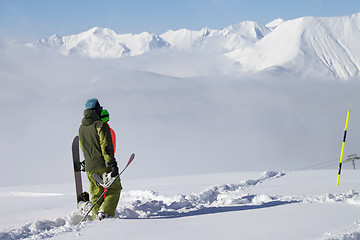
[{"xmin": 97, "ymin": 211, "xmax": 110, "ymax": 221}]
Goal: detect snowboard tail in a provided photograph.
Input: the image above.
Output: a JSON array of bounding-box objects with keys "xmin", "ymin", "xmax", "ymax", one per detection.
[{"xmin": 72, "ymin": 136, "xmax": 89, "ymax": 204}]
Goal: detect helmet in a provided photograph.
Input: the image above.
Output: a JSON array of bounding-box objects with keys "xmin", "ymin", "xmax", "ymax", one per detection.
[
  {"xmin": 101, "ymin": 109, "xmax": 110, "ymax": 122},
  {"xmin": 85, "ymin": 98, "xmax": 102, "ymax": 111}
]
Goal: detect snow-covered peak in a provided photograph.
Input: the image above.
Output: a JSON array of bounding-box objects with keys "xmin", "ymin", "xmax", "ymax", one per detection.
[
  {"xmin": 200, "ymin": 27, "xmax": 212, "ymax": 36},
  {"xmin": 84, "ymin": 27, "xmax": 119, "ymax": 38},
  {"xmin": 226, "ymin": 13, "xmax": 360, "ymax": 79},
  {"xmin": 37, "ymin": 34, "xmax": 64, "ymax": 48},
  {"xmin": 160, "ymin": 27, "xmax": 217, "ymax": 49},
  {"xmin": 219, "ymin": 21, "xmax": 272, "ymax": 51},
  {"xmin": 160, "ymin": 21, "xmax": 271, "ymax": 52},
  {"xmin": 35, "ymin": 27, "xmax": 170, "ymax": 58},
  {"xmin": 223, "ymin": 21, "xmax": 271, "ymax": 39},
  {"xmin": 265, "ymin": 18, "xmax": 285, "ymax": 29}
]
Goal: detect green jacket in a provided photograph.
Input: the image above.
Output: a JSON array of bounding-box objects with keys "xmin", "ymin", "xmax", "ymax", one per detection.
[{"xmin": 79, "ymin": 109, "xmax": 117, "ymax": 172}]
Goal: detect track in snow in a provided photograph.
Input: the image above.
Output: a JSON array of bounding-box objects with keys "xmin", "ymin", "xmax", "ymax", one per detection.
[{"xmin": 2, "ymin": 171, "xmax": 360, "ymax": 240}]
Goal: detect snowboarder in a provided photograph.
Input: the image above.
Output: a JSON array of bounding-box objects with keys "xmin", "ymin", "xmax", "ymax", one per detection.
[{"xmin": 78, "ymin": 98, "xmax": 122, "ymax": 220}]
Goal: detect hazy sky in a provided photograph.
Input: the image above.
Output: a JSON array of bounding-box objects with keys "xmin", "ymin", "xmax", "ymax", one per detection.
[
  {"xmin": 0, "ymin": 1, "xmax": 360, "ymax": 187},
  {"xmin": 1, "ymin": 0, "xmax": 360, "ymax": 41}
]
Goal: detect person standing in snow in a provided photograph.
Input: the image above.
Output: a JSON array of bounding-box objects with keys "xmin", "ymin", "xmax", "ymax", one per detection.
[
  {"xmin": 78, "ymin": 98, "xmax": 122, "ymax": 220},
  {"xmin": 100, "ymin": 109, "xmax": 116, "ymax": 154}
]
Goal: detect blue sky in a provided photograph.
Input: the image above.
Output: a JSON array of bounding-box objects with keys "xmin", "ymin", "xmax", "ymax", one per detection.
[{"xmin": 1, "ymin": 0, "xmax": 360, "ymax": 41}]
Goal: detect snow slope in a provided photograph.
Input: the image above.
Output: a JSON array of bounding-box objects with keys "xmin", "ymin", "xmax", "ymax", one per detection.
[
  {"xmin": 1, "ymin": 170, "xmax": 360, "ymax": 240},
  {"xmin": 227, "ymin": 13, "xmax": 360, "ymax": 79},
  {"xmin": 32, "ymin": 12, "xmax": 360, "ymax": 79}
]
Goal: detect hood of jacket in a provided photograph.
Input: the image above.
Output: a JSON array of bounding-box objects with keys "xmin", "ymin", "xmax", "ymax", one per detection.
[{"xmin": 82, "ymin": 109, "xmax": 101, "ymax": 126}]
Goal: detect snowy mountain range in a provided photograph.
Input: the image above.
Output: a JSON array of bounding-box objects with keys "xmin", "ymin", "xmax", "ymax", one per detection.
[{"xmin": 34, "ymin": 13, "xmax": 360, "ymax": 79}]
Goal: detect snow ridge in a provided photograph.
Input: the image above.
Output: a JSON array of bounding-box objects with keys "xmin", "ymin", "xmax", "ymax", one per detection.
[
  {"xmin": 117, "ymin": 171, "xmax": 287, "ymax": 218},
  {"xmin": 35, "ymin": 27, "xmax": 170, "ymax": 58}
]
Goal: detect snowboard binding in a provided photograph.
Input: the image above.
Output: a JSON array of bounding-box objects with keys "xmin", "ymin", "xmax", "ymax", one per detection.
[{"xmin": 77, "ymin": 191, "xmax": 90, "ymax": 203}]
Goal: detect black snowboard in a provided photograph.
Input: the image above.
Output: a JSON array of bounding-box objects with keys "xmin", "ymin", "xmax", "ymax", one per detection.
[{"xmin": 72, "ymin": 136, "xmax": 89, "ymax": 204}]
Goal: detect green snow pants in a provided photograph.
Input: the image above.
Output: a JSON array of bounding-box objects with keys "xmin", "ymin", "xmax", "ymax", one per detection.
[{"xmin": 86, "ymin": 166, "xmax": 122, "ymax": 220}]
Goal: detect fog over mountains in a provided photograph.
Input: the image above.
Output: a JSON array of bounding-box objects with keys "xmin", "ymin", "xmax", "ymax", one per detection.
[
  {"xmin": 2, "ymin": 11, "xmax": 360, "ymax": 191},
  {"xmin": 33, "ymin": 12, "xmax": 360, "ymax": 79}
]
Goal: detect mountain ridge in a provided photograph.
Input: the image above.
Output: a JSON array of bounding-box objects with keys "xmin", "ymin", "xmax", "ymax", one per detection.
[{"xmin": 33, "ymin": 12, "xmax": 360, "ymax": 79}]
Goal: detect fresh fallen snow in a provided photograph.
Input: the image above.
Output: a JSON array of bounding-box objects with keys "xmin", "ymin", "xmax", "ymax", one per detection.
[{"xmin": 1, "ymin": 170, "xmax": 360, "ymax": 239}]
